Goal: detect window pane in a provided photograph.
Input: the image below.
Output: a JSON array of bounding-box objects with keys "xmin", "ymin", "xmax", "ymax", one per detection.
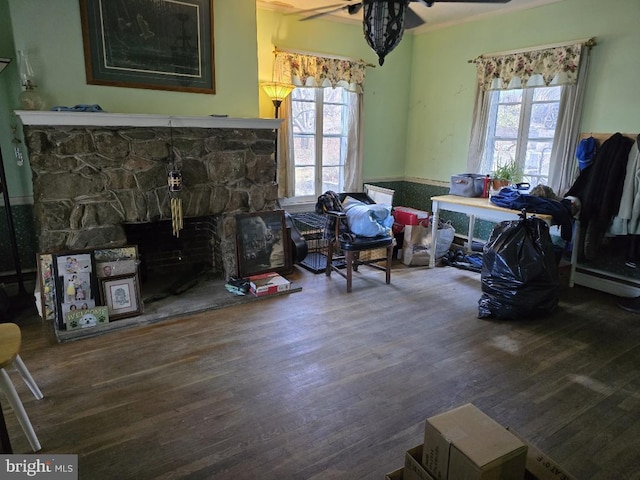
[
  {"xmin": 290, "ymin": 86, "xmax": 351, "ymax": 199},
  {"xmin": 323, "ymin": 104, "xmax": 345, "ymax": 135},
  {"xmin": 491, "ymin": 140, "xmax": 517, "ymax": 170},
  {"xmin": 322, "ymin": 166, "xmax": 343, "ymax": 193},
  {"xmin": 484, "ymin": 84, "xmax": 562, "ymax": 186},
  {"xmin": 295, "ymin": 166, "xmax": 315, "ymax": 196},
  {"xmin": 498, "ymin": 89, "xmax": 523, "ymax": 103},
  {"xmin": 495, "ymin": 104, "xmax": 521, "ymax": 137},
  {"xmin": 292, "ymin": 102, "xmax": 315, "ymax": 134},
  {"xmin": 322, "ymin": 137, "xmax": 344, "ymax": 166},
  {"xmin": 293, "ymin": 136, "xmax": 315, "ymax": 166},
  {"xmin": 525, "ymin": 140, "xmax": 553, "ymax": 178},
  {"xmin": 324, "ymin": 87, "xmax": 344, "ymax": 103},
  {"xmin": 293, "ymin": 88, "xmax": 315, "ymax": 101},
  {"xmin": 533, "ymin": 86, "xmax": 561, "ymax": 101},
  {"xmin": 529, "ymin": 103, "xmax": 558, "ymax": 136}
]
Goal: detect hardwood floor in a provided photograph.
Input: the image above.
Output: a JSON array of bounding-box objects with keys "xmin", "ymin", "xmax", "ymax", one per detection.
[{"xmin": 4, "ymin": 262, "xmax": 640, "ymax": 479}]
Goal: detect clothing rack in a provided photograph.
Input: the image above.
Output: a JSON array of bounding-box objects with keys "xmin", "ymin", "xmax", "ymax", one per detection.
[{"xmin": 572, "ymin": 132, "xmax": 640, "ymax": 297}]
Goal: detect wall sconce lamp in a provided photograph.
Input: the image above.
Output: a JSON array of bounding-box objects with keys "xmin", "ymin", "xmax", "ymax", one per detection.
[
  {"xmin": 260, "ymin": 82, "xmax": 294, "ymax": 182},
  {"xmin": 261, "ymin": 82, "xmax": 295, "ymax": 118}
]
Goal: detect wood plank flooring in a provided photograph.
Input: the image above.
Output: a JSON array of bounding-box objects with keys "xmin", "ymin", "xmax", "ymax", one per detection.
[{"xmin": 4, "ymin": 262, "xmax": 640, "ymax": 479}]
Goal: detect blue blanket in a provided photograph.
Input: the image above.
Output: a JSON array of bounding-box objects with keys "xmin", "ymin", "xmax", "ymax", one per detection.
[{"xmin": 490, "ymin": 188, "xmax": 574, "ymax": 241}]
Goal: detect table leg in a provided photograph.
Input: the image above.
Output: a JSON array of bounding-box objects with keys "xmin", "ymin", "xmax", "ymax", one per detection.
[
  {"xmin": 430, "ymin": 201, "xmax": 440, "ymax": 268},
  {"xmin": 569, "ymin": 219, "xmax": 580, "ymax": 287},
  {"xmin": 467, "ymin": 215, "xmax": 476, "ymax": 253}
]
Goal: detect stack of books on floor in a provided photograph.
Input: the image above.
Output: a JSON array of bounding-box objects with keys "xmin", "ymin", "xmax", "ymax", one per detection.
[
  {"xmin": 385, "ymin": 403, "xmax": 576, "ymax": 480},
  {"xmin": 248, "ymin": 272, "xmax": 291, "ymax": 297}
]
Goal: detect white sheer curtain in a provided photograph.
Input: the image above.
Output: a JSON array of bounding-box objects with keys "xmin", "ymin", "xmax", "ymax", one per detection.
[
  {"xmin": 467, "ymin": 40, "xmax": 594, "ymax": 194},
  {"xmin": 466, "ymin": 88, "xmax": 492, "ymax": 175},
  {"xmin": 343, "ymin": 90, "xmax": 364, "ymax": 192},
  {"xmin": 547, "ymin": 44, "xmax": 592, "ymax": 196},
  {"xmin": 277, "ymin": 94, "xmax": 294, "ymax": 198},
  {"xmin": 274, "ymin": 50, "xmax": 367, "ymax": 196}
]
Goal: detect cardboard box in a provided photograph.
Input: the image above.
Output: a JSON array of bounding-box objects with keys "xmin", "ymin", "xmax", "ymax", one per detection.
[
  {"xmin": 393, "ymin": 207, "xmax": 430, "ymax": 226},
  {"xmin": 248, "ymin": 272, "xmax": 291, "ymax": 297},
  {"xmin": 508, "ymin": 429, "xmax": 577, "ymax": 480},
  {"xmin": 404, "ymin": 445, "xmax": 435, "ymax": 480},
  {"xmin": 385, "ymin": 467, "xmax": 405, "ymax": 480},
  {"xmin": 423, "ymin": 403, "xmax": 527, "ymax": 480}
]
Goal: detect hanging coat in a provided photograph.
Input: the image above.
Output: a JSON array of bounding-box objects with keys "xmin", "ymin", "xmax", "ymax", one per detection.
[
  {"xmin": 567, "ymin": 132, "xmax": 634, "ymax": 229},
  {"xmin": 610, "ymin": 137, "xmax": 640, "ymax": 235}
]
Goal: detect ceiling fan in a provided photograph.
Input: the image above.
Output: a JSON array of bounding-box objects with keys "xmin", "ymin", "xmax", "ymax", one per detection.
[{"xmin": 302, "ymin": 0, "xmax": 512, "ymax": 65}]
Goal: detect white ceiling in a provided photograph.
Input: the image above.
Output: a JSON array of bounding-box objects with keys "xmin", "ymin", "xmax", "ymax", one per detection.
[{"xmin": 257, "ymin": 0, "xmax": 564, "ymax": 32}]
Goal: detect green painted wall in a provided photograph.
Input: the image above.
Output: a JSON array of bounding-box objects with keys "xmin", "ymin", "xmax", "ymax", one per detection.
[
  {"xmin": 405, "ymin": 0, "xmax": 640, "ymax": 182},
  {"xmin": 2, "ymin": 0, "xmax": 259, "ymax": 199},
  {"xmin": 256, "ymin": 8, "xmax": 413, "ymax": 182},
  {"xmin": 8, "ymin": 0, "xmax": 259, "ymax": 118},
  {"xmin": 0, "ymin": 0, "xmax": 31, "ymax": 203}
]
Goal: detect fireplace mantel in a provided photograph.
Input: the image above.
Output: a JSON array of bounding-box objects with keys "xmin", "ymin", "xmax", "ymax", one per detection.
[{"xmin": 15, "ymin": 110, "xmax": 281, "ymax": 130}]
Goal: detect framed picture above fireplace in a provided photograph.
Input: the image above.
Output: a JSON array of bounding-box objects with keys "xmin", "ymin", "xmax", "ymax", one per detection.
[
  {"xmin": 79, "ymin": 0, "xmax": 215, "ymax": 94},
  {"xmin": 100, "ymin": 274, "xmax": 143, "ymax": 321},
  {"xmin": 235, "ymin": 210, "xmax": 291, "ymax": 279}
]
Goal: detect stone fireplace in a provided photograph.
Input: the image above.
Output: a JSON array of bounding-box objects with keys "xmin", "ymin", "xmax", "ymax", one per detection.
[{"xmin": 17, "ymin": 111, "xmax": 280, "ymax": 281}]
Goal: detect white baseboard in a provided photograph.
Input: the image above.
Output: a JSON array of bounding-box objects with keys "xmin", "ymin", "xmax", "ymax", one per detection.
[{"xmin": 573, "ymin": 269, "xmax": 640, "ymax": 298}]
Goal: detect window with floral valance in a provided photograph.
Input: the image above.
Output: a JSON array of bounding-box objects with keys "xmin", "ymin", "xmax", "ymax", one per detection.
[
  {"xmin": 474, "ymin": 43, "xmax": 583, "ymax": 91},
  {"xmin": 273, "ymin": 49, "xmax": 367, "ymax": 200},
  {"xmin": 274, "ymin": 50, "xmax": 367, "ymax": 93},
  {"xmin": 467, "ymin": 39, "xmax": 595, "ymax": 196}
]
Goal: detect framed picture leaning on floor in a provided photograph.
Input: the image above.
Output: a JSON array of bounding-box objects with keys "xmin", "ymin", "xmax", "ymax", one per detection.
[
  {"xmin": 51, "ymin": 250, "xmax": 99, "ymax": 330},
  {"xmin": 100, "ymin": 274, "xmax": 143, "ymax": 321},
  {"xmin": 235, "ymin": 210, "xmax": 291, "ymax": 279}
]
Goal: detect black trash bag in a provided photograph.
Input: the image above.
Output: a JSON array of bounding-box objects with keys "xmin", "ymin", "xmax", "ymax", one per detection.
[{"xmin": 478, "ymin": 213, "xmax": 559, "ymax": 319}]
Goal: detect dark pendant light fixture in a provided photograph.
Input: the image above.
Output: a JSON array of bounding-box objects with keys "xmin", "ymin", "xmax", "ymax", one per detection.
[
  {"xmin": 363, "ymin": 0, "xmax": 409, "ymax": 66},
  {"xmin": 301, "ymin": 0, "xmax": 513, "ymax": 66}
]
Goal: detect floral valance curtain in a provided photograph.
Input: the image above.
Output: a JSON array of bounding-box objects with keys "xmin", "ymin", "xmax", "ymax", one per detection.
[
  {"xmin": 474, "ymin": 43, "xmax": 583, "ymax": 91},
  {"xmin": 274, "ymin": 50, "xmax": 366, "ymax": 93}
]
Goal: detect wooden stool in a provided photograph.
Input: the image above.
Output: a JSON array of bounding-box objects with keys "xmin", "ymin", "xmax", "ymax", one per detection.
[{"xmin": 0, "ymin": 323, "xmax": 43, "ymax": 452}]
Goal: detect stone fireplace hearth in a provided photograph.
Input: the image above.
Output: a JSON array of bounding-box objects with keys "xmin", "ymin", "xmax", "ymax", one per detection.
[
  {"xmin": 17, "ymin": 111, "xmax": 282, "ymax": 340},
  {"xmin": 17, "ymin": 111, "xmax": 280, "ymax": 280}
]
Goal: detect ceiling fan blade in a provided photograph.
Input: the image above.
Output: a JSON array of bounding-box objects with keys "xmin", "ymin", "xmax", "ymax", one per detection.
[
  {"xmin": 405, "ymin": 6, "xmax": 427, "ymax": 29},
  {"xmin": 417, "ymin": 0, "xmax": 511, "ymax": 4},
  {"xmin": 300, "ymin": 5, "xmax": 350, "ymax": 21},
  {"xmin": 287, "ymin": 3, "xmax": 345, "ymax": 16},
  {"xmin": 347, "ymin": 3, "xmax": 363, "ymax": 15}
]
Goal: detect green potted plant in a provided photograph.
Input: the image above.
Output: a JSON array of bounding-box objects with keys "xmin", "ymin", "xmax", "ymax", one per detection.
[{"xmin": 492, "ymin": 160, "xmax": 522, "ymax": 190}]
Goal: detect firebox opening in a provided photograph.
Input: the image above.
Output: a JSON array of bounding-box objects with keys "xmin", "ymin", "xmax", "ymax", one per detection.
[{"xmin": 123, "ymin": 216, "xmax": 223, "ymax": 302}]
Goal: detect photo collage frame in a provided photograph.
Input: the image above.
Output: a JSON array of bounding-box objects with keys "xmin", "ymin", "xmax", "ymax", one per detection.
[{"xmin": 37, "ymin": 246, "xmax": 143, "ymax": 331}]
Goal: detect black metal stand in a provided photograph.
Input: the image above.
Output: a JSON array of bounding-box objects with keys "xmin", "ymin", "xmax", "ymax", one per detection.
[
  {"xmin": 0, "ymin": 398, "xmax": 12, "ymax": 454},
  {"xmin": 0, "ymin": 147, "xmax": 26, "ymax": 296},
  {"xmin": 272, "ymin": 99, "xmax": 282, "ymax": 183}
]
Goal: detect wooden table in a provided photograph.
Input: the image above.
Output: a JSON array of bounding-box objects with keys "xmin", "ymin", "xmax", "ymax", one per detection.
[{"xmin": 429, "ymin": 195, "xmax": 578, "ymax": 286}]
